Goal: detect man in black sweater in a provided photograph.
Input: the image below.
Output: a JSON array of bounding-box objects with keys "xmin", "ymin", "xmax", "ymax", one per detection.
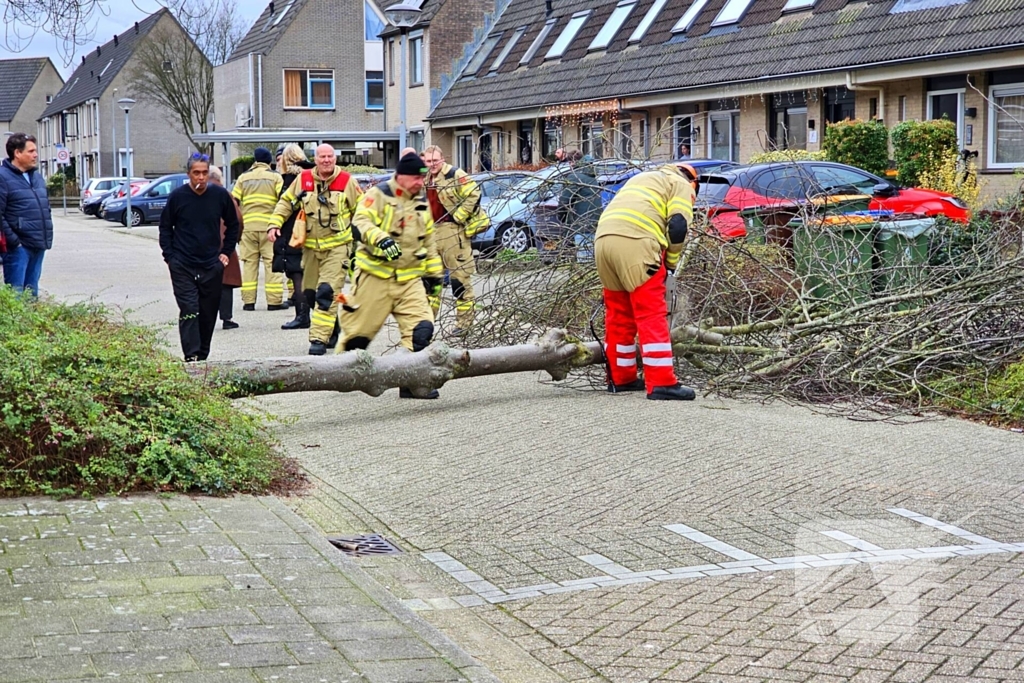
[{"xmin": 159, "ymin": 154, "xmax": 241, "ymax": 361}]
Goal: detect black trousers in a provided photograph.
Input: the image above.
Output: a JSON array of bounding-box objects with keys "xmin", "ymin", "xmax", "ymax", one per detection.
[
  {"xmin": 168, "ymin": 260, "xmax": 223, "ymax": 361},
  {"xmin": 220, "ymin": 286, "xmax": 235, "ymax": 321}
]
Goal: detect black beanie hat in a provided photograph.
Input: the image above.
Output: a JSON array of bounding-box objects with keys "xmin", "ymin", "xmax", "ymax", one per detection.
[
  {"xmin": 396, "ymin": 152, "xmax": 427, "ymax": 176},
  {"xmin": 254, "ymin": 147, "xmax": 273, "ymax": 163}
]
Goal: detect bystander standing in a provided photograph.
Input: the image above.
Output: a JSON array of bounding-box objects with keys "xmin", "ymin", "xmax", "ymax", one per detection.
[
  {"xmin": 208, "ymin": 165, "xmax": 243, "ymax": 330},
  {"xmin": 0, "ymin": 133, "xmax": 53, "ymax": 296}
]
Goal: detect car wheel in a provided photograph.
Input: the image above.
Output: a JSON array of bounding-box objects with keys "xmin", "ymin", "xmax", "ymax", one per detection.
[
  {"xmin": 128, "ymin": 207, "xmax": 144, "ymax": 227},
  {"xmin": 496, "ymin": 223, "xmax": 531, "ymax": 254}
]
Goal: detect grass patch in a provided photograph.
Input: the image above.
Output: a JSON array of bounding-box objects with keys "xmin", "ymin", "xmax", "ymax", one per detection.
[
  {"xmin": 0, "ymin": 289, "xmax": 298, "ymax": 497},
  {"xmin": 932, "ymin": 360, "xmax": 1024, "ymax": 430}
]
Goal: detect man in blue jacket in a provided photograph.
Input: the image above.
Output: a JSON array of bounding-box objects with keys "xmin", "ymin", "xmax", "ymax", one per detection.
[{"xmin": 0, "ymin": 133, "xmax": 53, "ymax": 296}]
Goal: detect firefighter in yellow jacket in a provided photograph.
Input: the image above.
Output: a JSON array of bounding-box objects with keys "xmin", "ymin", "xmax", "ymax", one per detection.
[
  {"xmin": 422, "ymin": 145, "xmax": 489, "ymax": 334},
  {"xmin": 595, "ymin": 163, "xmax": 698, "ymax": 401},
  {"xmin": 232, "ymin": 147, "xmax": 285, "ymax": 310},
  {"xmin": 268, "ymin": 143, "xmax": 362, "ymax": 355},
  {"xmin": 341, "ymin": 152, "xmax": 444, "ymax": 399}
]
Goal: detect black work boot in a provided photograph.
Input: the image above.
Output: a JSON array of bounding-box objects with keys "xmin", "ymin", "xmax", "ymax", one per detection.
[
  {"xmin": 647, "ymin": 383, "xmax": 696, "ymax": 401},
  {"xmin": 308, "ymin": 340, "xmax": 327, "ymax": 356},
  {"xmin": 242, "ymin": 303, "xmax": 255, "ymax": 311},
  {"xmin": 399, "ymin": 388, "xmax": 440, "ymax": 399},
  {"xmin": 267, "ymin": 303, "xmax": 288, "ymax": 311},
  {"xmin": 607, "ymin": 379, "xmax": 645, "ymax": 393},
  {"xmin": 282, "ymin": 301, "xmax": 310, "ymax": 329}
]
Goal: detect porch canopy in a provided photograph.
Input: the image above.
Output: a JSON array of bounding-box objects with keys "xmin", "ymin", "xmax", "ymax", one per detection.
[{"xmin": 193, "ymin": 129, "xmax": 402, "ymax": 184}]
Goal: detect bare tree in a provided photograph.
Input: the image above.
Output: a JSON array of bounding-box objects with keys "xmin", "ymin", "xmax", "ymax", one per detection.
[
  {"xmin": 2, "ymin": 0, "xmax": 107, "ymax": 65},
  {"xmin": 125, "ymin": 0, "xmax": 246, "ymax": 154}
]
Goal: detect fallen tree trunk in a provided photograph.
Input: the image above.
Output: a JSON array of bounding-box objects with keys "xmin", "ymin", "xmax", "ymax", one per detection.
[{"xmin": 188, "ymin": 329, "xmax": 606, "ymax": 398}]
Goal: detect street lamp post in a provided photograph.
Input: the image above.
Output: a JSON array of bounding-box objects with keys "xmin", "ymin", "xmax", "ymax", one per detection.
[
  {"xmin": 118, "ymin": 98, "xmax": 136, "ymax": 227},
  {"xmin": 384, "ymin": 2, "xmax": 422, "ymax": 160}
]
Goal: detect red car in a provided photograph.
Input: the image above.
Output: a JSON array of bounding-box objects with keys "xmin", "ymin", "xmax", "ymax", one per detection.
[{"xmin": 699, "ymin": 161, "xmax": 971, "ymax": 239}]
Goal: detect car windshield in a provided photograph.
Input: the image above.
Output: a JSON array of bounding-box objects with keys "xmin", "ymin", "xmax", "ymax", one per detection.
[
  {"xmin": 507, "ymin": 175, "xmax": 555, "ymax": 203},
  {"xmin": 698, "ymin": 176, "xmax": 732, "ymax": 203}
]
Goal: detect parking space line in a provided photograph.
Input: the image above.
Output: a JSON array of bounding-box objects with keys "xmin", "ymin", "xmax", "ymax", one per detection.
[
  {"xmin": 887, "ymin": 508, "xmax": 1000, "ymax": 545},
  {"xmin": 819, "ymin": 530, "xmax": 884, "ymax": 551},
  {"xmin": 663, "ymin": 523, "xmax": 764, "ymax": 561}
]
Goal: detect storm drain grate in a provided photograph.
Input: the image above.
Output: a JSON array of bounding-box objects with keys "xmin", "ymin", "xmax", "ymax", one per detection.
[{"xmin": 327, "ymin": 534, "xmax": 403, "ymax": 557}]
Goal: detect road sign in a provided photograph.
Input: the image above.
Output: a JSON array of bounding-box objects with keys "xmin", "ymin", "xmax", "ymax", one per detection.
[{"xmin": 56, "ymin": 148, "xmax": 70, "ymax": 165}]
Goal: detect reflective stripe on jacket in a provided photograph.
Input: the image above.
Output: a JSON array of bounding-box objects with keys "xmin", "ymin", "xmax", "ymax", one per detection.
[
  {"xmin": 231, "ymin": 162, "xmax": 283, "ymax": 231},
  {"xmin": 269, "ymin": 166, "xmax": 362, "ymax": 250},
  {"xmin": 352, "ymin": 179, "xmax": 442, "ymax": 282},
  {"xmin": 427, "ymin": 163, "xmax": 489, "ymax": 237}
]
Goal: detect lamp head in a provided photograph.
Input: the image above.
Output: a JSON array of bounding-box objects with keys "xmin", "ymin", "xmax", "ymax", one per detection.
[
  {"xmin": 384, "ymin": 2, "xmax": 422, "ymax": 28},
  {"xmin": 117, "ymin": 97, "xmax": 136, "ymax": 113}
]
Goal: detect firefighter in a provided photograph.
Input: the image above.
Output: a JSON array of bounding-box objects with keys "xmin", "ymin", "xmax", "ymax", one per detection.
[
  {"xmin": 341, "ymin": 152, "xmax": 443, "ymax": 399},
  {"xmin": 233, "ymin": 147, "xmax": 285, "ymax": 311},
  {"xmin": 422, "ymin": 145, "xmax": 489, "ymax": 335},
  {"xmin": 269, "ymin": 143, "xmax": 362, "ymax": 355},
  {"xmin": 595, "ymin": 163, "xmax": 698, "ymax": 401}
]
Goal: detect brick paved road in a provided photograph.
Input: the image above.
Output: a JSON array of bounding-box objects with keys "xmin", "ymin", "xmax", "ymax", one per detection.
[{"xmin": 38, "ymin": 215, "xmax": 1024, "ymax": 682}]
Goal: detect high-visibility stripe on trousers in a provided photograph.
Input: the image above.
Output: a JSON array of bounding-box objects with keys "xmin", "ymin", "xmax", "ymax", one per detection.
[
  {"xmin": 433, "ymin": 221, "xmax": 476, "ymax": 330},
  {"xmin": 303, "ymin": 246, "xmax": 348, "ymax": 344},
  {"xmin": 239, "ymin": 230, "xmax": 283, "ymax": 305},
  {"xmin": 602, "ymin": 263, "xmax": 677, "ymax": 393}
]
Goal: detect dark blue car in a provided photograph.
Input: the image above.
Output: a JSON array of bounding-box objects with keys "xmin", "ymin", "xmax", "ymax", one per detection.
[
  {"xmin": 598, "ymin": 159, "xmax": 740, "ymax": 207},
  {"xmin": 103, "ymin": 173, "xmax": 190, "ymax": 227}
]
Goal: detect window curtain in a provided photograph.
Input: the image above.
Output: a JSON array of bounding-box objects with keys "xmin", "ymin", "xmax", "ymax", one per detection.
[{"xmin": 284, "ymin": 70, "xmax": 304, "ymax": 107}]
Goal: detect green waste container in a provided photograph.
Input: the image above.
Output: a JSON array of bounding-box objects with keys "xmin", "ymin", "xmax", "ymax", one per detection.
[
  {"xmin": 875, "ymin": 217, "xmax": 936, "ymax": 295},
  {"xmin": 792, "ymin": 214, "xmax": 878, "ymax": 304}
]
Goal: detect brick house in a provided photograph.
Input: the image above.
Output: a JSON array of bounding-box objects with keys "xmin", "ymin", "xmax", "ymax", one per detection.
[
  {"xmin": 211, "ymin": 0, "xmax": 394, "ymax": 166},
  {"xmin": 0, "ymin": 58, "xmax": 64, "ymax": 160},
  {"xmin": 379, "ymin": 0, "xmax": 500, "ymax": 158},
  {"xmin": 37, "ymin": 10, "xmax": 203, "ymax": 183},
  {"xmin": 427, "ymin": 0, "xmax": 1024, "ymax": 197}
]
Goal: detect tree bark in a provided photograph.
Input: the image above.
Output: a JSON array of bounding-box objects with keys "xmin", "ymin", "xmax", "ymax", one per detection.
[{"xmin": 189, "ymin": 329, "xmax": 605, "ymax": 398}]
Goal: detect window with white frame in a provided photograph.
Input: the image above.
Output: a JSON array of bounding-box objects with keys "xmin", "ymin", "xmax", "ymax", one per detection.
[
  {"xmin": 672, "ymin": 0, "xmax": 711, "ymax": 33},
  {"xmin": 589, "ymin": 0, "xmax": 637, "ymax": 51},
  {"xmin": 545, "ymin": 11, "xmax": 591, "ymax": 60},
  {"xmin": 630, "ymin": 0, "xmax": 670, "ymax": 42},
  {"xmin": 521, "ymin": 19, "xmax": 556, "ymax": 64},
  {"xmin": 709, "ymin": 111, "xmax": 740, "ymax": 161},
  {"xmin": 927, "ymin": 88, "xmax": 965, "ymax": 145},
  {"xmin": 410, "ymin": 33, "xmax": 423, "ymax": 85},
  {"xmin": 490, "ymin": 26, "xmax": 526, "ymax": 72},
  {"xmin": 388, "ymin": 39, "xmax": 395, "ymax": 84},
  {"xmin": 673, "ymin": 115, "xmax": 694, "ymax": 158},
  {"xmin": 284, "ymin": 69, "xmax": 334, "ymax": 108},
  {"xmin": 365, "ymin": 71, "xmax": 384, "ymax": 110},
  {"xmin": 711, "ymin": 0, "xmax": 754, "ymax": 26},
  {"xmin": 581, "ymin": 121, "xmax": 604, "ymax": 158},
  {"xmin": 988, "ymin": 84, "xmax": 1024, "ymax": 167}
]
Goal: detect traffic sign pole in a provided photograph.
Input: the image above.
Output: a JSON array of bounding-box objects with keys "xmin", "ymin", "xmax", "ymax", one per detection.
[{"xmin": 56, "ymin": 146, "xmax": 70, "ymax": 216}]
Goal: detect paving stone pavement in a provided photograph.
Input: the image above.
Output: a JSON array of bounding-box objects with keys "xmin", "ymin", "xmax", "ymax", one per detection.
[{"xmin": 28, "ymin": 215, "xmax": 1024, "ymax": 682}]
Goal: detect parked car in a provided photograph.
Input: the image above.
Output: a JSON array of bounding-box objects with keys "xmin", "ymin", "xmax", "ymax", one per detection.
[
  {"xmin": 103, "ymin": 174, "xmax": 190, "ymax": 226},
  {"xmin": 599, "ymin": 159, "xmax": 740, "ymax": 207},
  {"xmin": 85, "ymin": 179, "xmax": 147, "ymax": 217},
  {"xmin": 466, "ymin": 171, "xmax": 531, "ymax": 255},
  {"xmin": 474, "ymin": 166, "xmax": 570, "ymax": 255},
  {"xmin": 353, "ymin": 171, "xmax": 392, "ymax": 190},
  {"xmin": 699, "ymin": 161, "xmax": 971, "ymax": 239},
  {"xmin": 80, "ymin": 176, "xmax": 143, "ymax": 202}
]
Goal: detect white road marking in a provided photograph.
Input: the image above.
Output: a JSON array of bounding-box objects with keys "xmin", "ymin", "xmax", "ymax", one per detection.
[
  {"xmin": 663, "ymin": 523, "xmax": 764, "ymax": 561},
  {"xmin": 887, "ymin": 508, "xmax": 1000, "ymax": 545},
  {"xmin": 819, "ymin": 530, "xmax": 884, "ymax": 551}
]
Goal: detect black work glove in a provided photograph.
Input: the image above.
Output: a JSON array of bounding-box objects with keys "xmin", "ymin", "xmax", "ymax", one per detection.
[
  {"xmin": 376, "ymin": 237, "xmax": 402, "ymax": 261},
  {"xmin": 668, "ymin": 214, "xmax": 688, "ymax": 244},
  {"xmin": 422, "ymin": 276, "xmax": 443, "ymax": 297}
]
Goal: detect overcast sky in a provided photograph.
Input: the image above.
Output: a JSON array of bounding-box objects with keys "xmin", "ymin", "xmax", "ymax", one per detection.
[{"xmin": 0, "ymin": 0, "xmax": 267, "ymax": 77}]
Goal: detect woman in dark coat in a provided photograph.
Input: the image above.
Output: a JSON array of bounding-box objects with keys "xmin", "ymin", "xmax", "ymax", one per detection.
[
  {"xmin": 209, "ymin": 165, "xmax": 243, "ymax": 330},
  {"xmin": 275, "ymin": 144, "xmax": 314, "ymax": 329}
]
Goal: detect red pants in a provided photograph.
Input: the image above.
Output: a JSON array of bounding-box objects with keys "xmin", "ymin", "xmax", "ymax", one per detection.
[{"xmin": 604, "ymin": 265, "xmax": 677, "ymax": 392}]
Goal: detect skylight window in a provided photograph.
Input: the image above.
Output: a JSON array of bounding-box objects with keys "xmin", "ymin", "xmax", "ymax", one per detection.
[
  {"xmin": 463, "ymin": 33, "xmax": 503, "ymax": 76},
  {"xmin": 711, "ymin": 0, "xmax": 754, "ymax": 26},
  {"xmin": 589, "ymin": 1, "xmax": 637, "ymax": 51},
  {"xmin": 671, "ymin": 0, "xmax": 710, "ymax": 33},
  {"xmin": 782, "ymin": 0, "xmax": 815, "ymax": 10},
  {"xmin": 520, "ymin": 18, "xmax": 556, "ymax": 64},
  {"xmin": 490, "ymin": 26, "xmax": 527, "ymax": 71},
  {"xmin": 273, "ymin": 0, "xmax": 295, "ymax": 26},
  {"xmin": 630, "ymin": 0, "xmax": 670, "ymax": 42},
  {"xmin": 99, "ymin": 59, "xmax": 113, "ymax": 77},
  {"xmin": 545, "ymin": 11, "xmax": 591, "ymax": 59},
  {"xmin": 890, "ymin": 0, "xmax": 968, "ymax": 13}
]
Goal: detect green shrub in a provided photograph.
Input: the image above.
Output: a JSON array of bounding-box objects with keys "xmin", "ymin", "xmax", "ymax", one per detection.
[
  {"xmin": 822, "ymin": 119, "xmax": 889, "ymax": 176},
  {"xmin": 891, "ymin": 118, "xmax": 958, "ymax": 187},
  {"xmin": 0, "ymin": 289, "xmax": 291, "ymax": 497},
  {"xmin": 340, "ymin": 164, "xmax": 384, "ymax": 174},
  {"xmin": 230, "ymin": 154, "xmax": 255, "ymax": 179},
  {"xmin": 748, "ymin": 149, "xmax": 826, "ymax": 164},
  {"xmin": 933, "ymin": 359, "xmax": 1024, "ymax": 427}
]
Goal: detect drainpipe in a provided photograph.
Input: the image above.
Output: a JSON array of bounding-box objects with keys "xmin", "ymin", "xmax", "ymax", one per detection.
[
  {"xmin": 846, "ymin": 72, "xmax": 884, "ymax": 122},
  {"xmin": 247, "ymin": 53, "xmax": 255, "ymax": 128},
  {"xmin": 257, "ymin": 54, "xmax": 264, "ymax": 128}
]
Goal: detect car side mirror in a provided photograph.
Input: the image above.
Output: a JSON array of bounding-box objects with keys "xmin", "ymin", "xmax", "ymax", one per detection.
[
  {"xmin": 147, "ymin": 189, "xmax": 159, "ymax": 197},
  {"xmin": 872, "ymin": 182, "xmax": 897, "ymax": 198}
]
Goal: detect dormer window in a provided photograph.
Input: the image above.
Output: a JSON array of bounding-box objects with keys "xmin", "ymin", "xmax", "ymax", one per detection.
[
  {"xmin": 630, "ymin": 0, "xmax": 670, "ymax": 42},
  {"xmin": 671, "ymin": 0, "xmax": 710, "ymax": 33},
  {"xmin": 710, "ymin": 0, "xmax": 754, "ymax": 26},
  {"xmin": 545, "ymin": 11, "xmax": 591, "ymax": 60},
  {"xmin": 589, "ymin": 1, "xmax": 637, "ymax": 51}
]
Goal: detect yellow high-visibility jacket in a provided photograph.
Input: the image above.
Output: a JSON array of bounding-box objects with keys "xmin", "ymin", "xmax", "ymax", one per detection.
[
  {"xmin": 596, "ymin": 165, "xmax": 695, "ymax": 269},
  {"xmin": 269, "ymin": 167, "xmax": 362, "ymax": 251},
  {"xmin": 231, "ymin": 162, "xmax": 284, "ymax": 232},
  {"xmin": 427, "ymin": 163, "xmax": 489, "ymax": 237},
  {"xmin": 352, "ymin": 179, "xmax": 442, "ymax": 282}
]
